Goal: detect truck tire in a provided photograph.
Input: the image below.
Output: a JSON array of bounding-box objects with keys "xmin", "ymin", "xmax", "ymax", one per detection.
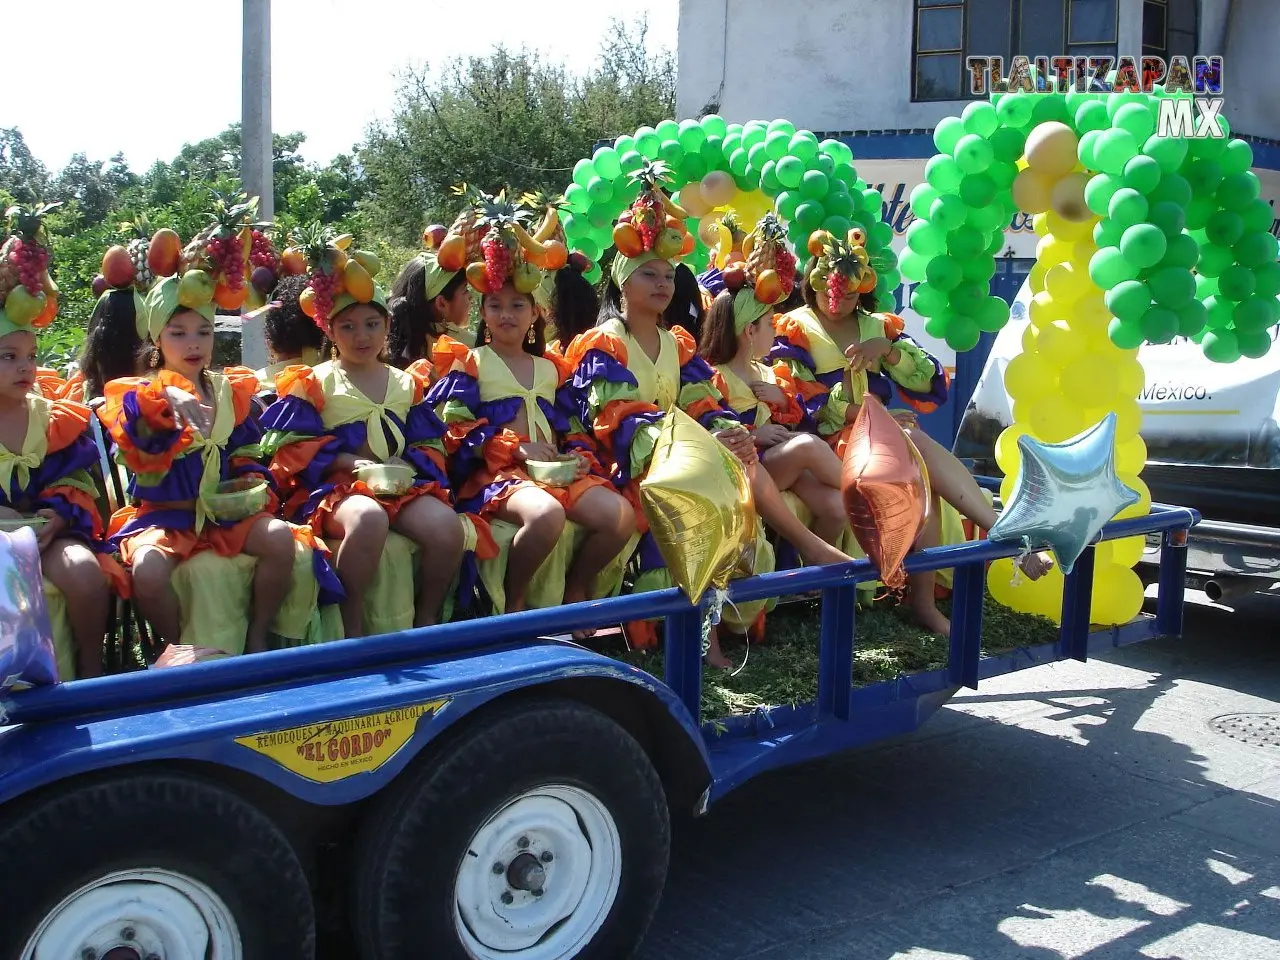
[
  {"xmin": 0, "ymin": 770, "xmax": 315, "ymax": 959},
  {"xmin": 353, "ymin": 698, "xmax": 670, "ymax": 960}
]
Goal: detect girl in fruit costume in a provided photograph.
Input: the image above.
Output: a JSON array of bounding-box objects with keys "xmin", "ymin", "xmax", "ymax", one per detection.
[
  {"xmin": 387, "ymin": 247, "xmax": 476, "ymax": 366},
  {"xmin": 0, "ymin": 203, "xmax": 115, "ymax": 679},
  {"xmin": 98, "ymin": 224, "xmax": 339, "ymax": 655},
  {"xmin": 770, "ymin": 229, "xmax": 1050, "ymax": 634},
  {"xmin": 260, "ymin": 227, "xmax": 477, "ymax": 636},
  {"xmin": 255, "ymin": 273, "xmax": 326, "ymax": 388},
  {"xmin": 535, "ymin": 253, "xmax": 599, "ymax": 354},
  {"xmin": 565, "ymin": 163, "xmax": 850, "ymax": 666},
  {"xmin": 427, "ymin": 200, "xmax": 634, "ymax": 617},
  {"xmin": 699, "ymin": 215, "xmax": 849, "ymax": 552}
]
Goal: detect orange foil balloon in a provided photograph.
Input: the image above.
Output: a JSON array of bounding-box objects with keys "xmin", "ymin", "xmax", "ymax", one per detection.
[{"xmin": 841, "ymin": 397, "xmax": 930, "ymax": 589}]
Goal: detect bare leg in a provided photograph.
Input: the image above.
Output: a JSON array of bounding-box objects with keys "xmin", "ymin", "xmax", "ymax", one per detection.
[
  {"xmin": 761, "ymin": 432, "xmax": 845, "ymax": 490},
  {"xmin": 749, "ymin": 465, "xmax": 850, "ymax": 567},
  {"xmin": 41, "ymin": 538, "xmax": 109, "ymax": 678},
  {"xmin": 908, "ymin": 494, "xmax": 951, "ymax": 636},
  {"xmin": 393, "ymin": 495, "xmax": 465, "ymax": 626},
  {"xmin": 323, "ymin": 494, "xmax": 390, "ymax": 637},
  {"xmin": 242, "ymin": 517, "xmax": 298, "ymax": 654},
  {"xmin": 563, "ymin": 486, "xmax": 637, "ymax": 637},
  {"xmin": 130, "ymin": 546, "xmax": 182, "ymax": 645},
  {"xmin": 704, "ymin": 624, "xmax": 731, "ymax": 669},
  {"xmin": 790, "ymin": 472, "xmax": 849, "ymax": 546},
  {"xmin": 903, "ymin": 426, "xmax": 1053, "ymax": 580},
  {"xmin": 492, "ymin": 486, "xmax": 566, "ymax": 614}
]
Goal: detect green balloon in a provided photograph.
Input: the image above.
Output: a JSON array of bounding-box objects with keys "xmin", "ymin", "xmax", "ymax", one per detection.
[
  {"xmin": 821, "ymin": 215, "xmax": 853, "ymax": 239},
  {"xmin": 933, "ymin": 116, "xmax": 966, "ymax": 155},
  {"xmin": 1252, "ymin": 261, "xmax": 1280, "ymax": 299},
  {"xmin": 699, "ymin": 114, "xmax": 728, "ymax": 138},
  {"xmin": 1149, "ymin": 266, "xmax": 1196, "ymax": 307},
  {"xmin": 899, "ymin": 249, "xmax": 929, "ymax": 283},
  {"xmin": 1176, "ymin": 299, "xmax": 1208, "ymax": 338},
  {"xmin": 816, "ymin": 154, "xmax": 836, "ymax": 177},
  {"xmin": 1218, "ymin": 264, "xmax": 1257, "ymax": 301},
  {"xmin": 1239, "ymin": 329, "xmax": 1273, "ymax": 359},
  {"xmin": 1142, "ymin": 135, "xmax": 1189, "ymax": 173},
  {"xmin": 1204, "ymin": 295, "xmax": 1235, "ymax": 330},
  {"xmin": 795, "ymin": 200, "xmax": 825, "ymax": 231},
  {"xmin": 1241, "ymin": 199, "xmax": 1274, "ymax": 234},
  {"xmin": 961, "ymin": 253, "xmax": 997, "ymax": 283},
  {"xmin": 1148, "ymin": 200, "xmax": 1186, "ymax": 238},
  {"xmin": 1123, "ymin": 155, "xmax": 1162, "ymax": 195},
  {"xmin": 959, "ymin": 173, "xmax": 997, "ymax": 207},
  {"xmin": 1113, "ymin": 101, "xmax": 1157, "ymax": 142},
  {"xmin": 1162, "ymin": 232, "xmax": 1201, "ymax": 269},
  {"xmin": 678, "ymin": 120, "xmax": 706, "ymax": 153},
  {"xmin": 658, "ymin": 139, "xmax": 682, "ymax": 166},
  {"xmin": 1108, "ymin": 187, "xmax": 1149, "ymax": 228},
  {"xmin": 1108, "ymin": 316, "xmax": 1145, "ymax": 350},
  {"xmin": 1235, "ymin": 230, "xmax": 1280, "ymax": 268},
  {"xmin": 950, "ymin": 280, "xmax": 987, "ymax": 316},
  {"xmin": 1089, "ymin": 246, "xmax": 1138, "ymax": 289},
  {"xmin": 984, "ymin": 228, "xmax": 1007, "ymax": 258},
  {"xmin": 954, "ymin": 134, "xmax": 994, "ymax": 174},
  {"xmin": 721, "ymin": 132, "xmax": 742, "ymax": 157},
  {"xmin": 1202, "ymin": 329, "xmax": 1241, "ymax": 363},
  {"xmin": 1106, "ymin": 279, "xmax": 1153, "ymax": 322},
  {"xmin": 1197, "ymin": 243, "xmax": 1235, "ymax": 277},
  {"xmin": 976, "ymin": 296, "xmax": 1011, "ymax": 332},
  {"xmin": 962, "ymin": 101, "xmax": 999, "ymax": 137},
  {"xmin": 587, "ymin": 204, "xmax": 612, "ymax": 229},
  {"xmin": 1094, "ymin": 218, "xmax": 1124, "ymax": 248},
  {"xmin": 824, "ymin": 190, "xmax": 854, "ymax": 218},
  {"xmin": 776, "ymin": 190, "xmax": 800, "ymax": 221},
  {"xmin": 789, "ymin": 133, "xmax": 819, "ymax": 164},
  {"xmin": 1205, "ymin": 209, "xmax": 1244, "ymax": 247},
  {"xmin": 593, "ymin": 146, "xmax": 622, "ymax": 180},
  {"xmin": 586, "ymin": 176, "xmax": 612, "ymax": 204},
  {"xmin": 768, "ymin": 118, "xmax": 797, "ymax": 138},
  {"xmin": 911, "ymin": 283, "xmax": 949, "ymax": 316},
  {"xmin": 1031, "ymin": 95, "xmax": 1070, "ymax": 125},
  {"xmin": 655, "ymin": 119, "xmax": 680, "ymax": 141},
  {"xmin": 996, "ymin": 95, "xmax": 1034, "ymax": 128},
  {"xmin": 572, "ymin": 157, "xmax": 596, "ymax": 188},
  {"xmin": 800, "ymin": 169, "xmax": 829, "ymax": 200},
  {"xmin": 1184, "ymin": 197, "xmax": 1216, "ymax": 230},
  {"xmin": 925, "ymin": 154, "xmax": 963, "ymax": 192},
  {"xmin": 728, "ymin": 147, "xmax": 749, "ymax": 177},
  {"xmin": 746, "ymin": 141, "xmax": 770, "ymax": 171},
  {"xmin": 612, "ymin": 175, "xmax": 640, "ymax": 204},
  {"xmin": 776, "ymin": 156, "xmax": 805, "ymax": 189},
  {"xmin": 635, "ymin": 128, "xmax": 661, "ymax": 158},
  {"xmin": 613, "ymin": 134, "xmax": 636, "ymax": 155},
  {"xmin": 742, "ymin": 124, "xmax": 767, "ymax": 150},
  {"xmin": 1078, "ymin": 129, "xmax": 1103, "ymax": 171},
  {"xmin": 1189, "ymin": 118, "xmax": 1229, "ymax": 157},
  {"xmin": 926, "ymin": 255, "xmax": 963, "ymax": 291},
  {"xmin": 1119, "ymin": 223, "xmax": 1167, "ymax": 268},
  {"xmin": 1085, "ymin": 173, "xmax": 1121, "ymax": 217},
  {"xmin": 987, "ymin": 161, "xmax": 1018, "ymax": 189},
  {"xmin": 909, "ymin": 184, "xmax": 940, "ymax": 218},
  {"xmin": 1095, "ymin": 128, "xmax": 1139, "ymax": 175},
  {"xmin": 862, "ymin": 188, "xmax": 884, "ymax": 213},
  {"xmin": 989, "ymin": 127, "xmax": 1026, "ymax": 164},
  {"xmin": 1185, "ymin": 157, "xmax": 1223, "ymax": 196},
  {"xmin": 1234, "ymin": 295, "xmax": 1279, "ymax": 332},
  {"xmin": 820, "ymin": 139, "xmax": 854, "ymax": 166},
  {"xmin": 735, "ymin": 170, "xmax": 759, "ymax": 192},
  {"xmin": 765, "ymin": 130, "xmax": 791, "ymax": 161},
  {"xmin": 1150, "ymin": 173, "xmax": 1192, "ymax": 207},
  {"xmin": 564, "ymin": 183, "xmax": 590, "ymax": 214},
  {"xmin": 930, "ymin": 194, "xmax": 968, "ymax": 231},
  {"xmin": 1074, "ymin": 100, "xmax": 1111, "ymax": 134},
  {"xmin": 1195, "ymin": 273, "xmax": 1219, "ymax": 300},
  {"xmin": 759, "ymin": 159, "xmax": 780, "ymax": 193},
  {"xmin": 947, "ymin": 315, "xmax": 982, "ymax": 352},
  {"xmin": 1218, "ymin": 171, "xmax": 1262, "ymax": 211},
  {"xmin": 948, "ymin": 224, "xmax": 986, "ymax": 259},
  {"xmin": 1220, "ymin": 138, "xmax": 1254, "ymax": 176},
  {"xmin": 700, "ymin": 136, "xmax": 723, "ymax": 166},
  {"xmin": 1141, "ymin": 305, "xmax": 1180, "ymax": 343}
]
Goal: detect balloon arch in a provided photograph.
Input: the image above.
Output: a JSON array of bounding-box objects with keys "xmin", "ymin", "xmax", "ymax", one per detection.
[{"xmin": 557, "ymin": 86, "xmax": 1276, "ymax": 625}]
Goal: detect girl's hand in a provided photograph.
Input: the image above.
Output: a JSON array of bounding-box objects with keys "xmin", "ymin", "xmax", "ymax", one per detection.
[
  {"xmin": 713, "ymin": 426, "xmax": 758, "ymax": 465},
  {"xmin": 845, "ymin": 337, "xmax": 894, "ymax": 373},
  {"xmin": 517, "ymin": 441, "xmax": 560, "ymax": 463},
  {"xmin": 163, "ymin": 385, "xmax": 211, "ymax": 435},
  {"xmin": 753, "ymin": 423, "xmax": 793, "ymax": 449},
  {"xmin": 750, "ymin": 381, "xmax": 787, "ymax": 406},
  {"xmin": 351, "ymin": 458, "xmax": 378, "ymax": 471},
  {"xmin": 34, "ymin": 508, "xmax": 65, "ymax": 550},
  {"xmin": 571, "ymin": 451, "xmax": 591, "ymax": 480}
]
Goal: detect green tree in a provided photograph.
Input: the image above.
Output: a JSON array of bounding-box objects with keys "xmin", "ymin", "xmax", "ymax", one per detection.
[{"xmin": 0, "ymin": 128, "xmax": 50, "ymax": 204}]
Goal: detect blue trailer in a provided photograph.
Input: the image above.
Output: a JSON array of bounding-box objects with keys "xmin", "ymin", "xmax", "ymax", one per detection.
[{"xmin": 0, "ymin": 492, "xmax": 1197, "ymax": 960}]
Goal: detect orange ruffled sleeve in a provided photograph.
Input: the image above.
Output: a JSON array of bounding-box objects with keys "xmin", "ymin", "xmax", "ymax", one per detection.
[{"xmin": 45, "ymin": 399, "xmax": 93, "ymax": 454}]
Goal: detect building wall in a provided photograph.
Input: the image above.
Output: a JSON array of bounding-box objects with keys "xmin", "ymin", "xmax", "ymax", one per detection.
[{"xmin": 676, "ymin": 0, "xmax": 1278, "ymax": 140}]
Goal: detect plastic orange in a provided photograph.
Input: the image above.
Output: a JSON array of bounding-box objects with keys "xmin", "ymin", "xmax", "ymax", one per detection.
[
  {"xmin": 857, "ymin": 269, "xmax": 878, "ymax": 294},
  {"xmin": 147, "ymin": 229, "xmax": 182, "ymax": 277},
  {"xmin": 32, "ymin": 291, "xmax": 58, "ymax": 329},
  {"xmin": 755, "ymin": 270, "xmax": 783, "ymax": 304},
  {"xmin": 102, "ymin": 245, "xmax": 135, "ymax": 289},
  {"xmin": 438, "ymin": 235, "xmax": 467, "ymax": 272},
  {"xmin": 299, "ymin": 286, "xmax": 317, "ymax": 317},
  {"xmin": 541, "ymin": 240, "xmax": 568, "ymax": 270},
  {"xmin": 807, "ymin": 231, "xmax": 829, "ymax": 256},
  {"xmin": 466, "ymin": 261, "xmax": 489, "ymax": 293},
  {"xmin": 213, "ymin": 282, "xmax": 247, "ymax": 311},
  {"xmin": 343, "ymin": 259, "xmax": 375, "ymax": 302},
  {"xmin": 613, "ymin": 223, "xmax": 645, "ymax": 258},
  {"xmin": 280, "ymin": 248, "xmax": 307, "ymax": 276},
  {"xmin": 680, "ymin": 231, "xmax": 695, "ymax": 256}
]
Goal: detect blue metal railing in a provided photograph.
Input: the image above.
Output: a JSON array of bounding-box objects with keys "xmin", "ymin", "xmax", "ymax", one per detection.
[{"xmin": 2, "ymin": 500, "xmax": 1199, "ymax": 727}]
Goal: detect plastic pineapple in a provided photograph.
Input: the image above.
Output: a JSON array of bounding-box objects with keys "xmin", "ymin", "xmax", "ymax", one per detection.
[
  {"xmin": 743, "ymin": 213, "xmax": 796, "ymax": 305},
  {"xmin": 120, "ymin": 214, "xmax": 155, "ymax": 292},
  {"xmin": 470, "ymin": 191, "xmax": 541, "ymax": 295}
]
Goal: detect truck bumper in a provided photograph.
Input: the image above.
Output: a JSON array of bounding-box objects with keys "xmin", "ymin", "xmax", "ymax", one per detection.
[{"xmin": 1141, "ymin": 518, "xmax": 1280, "ymax": 592}]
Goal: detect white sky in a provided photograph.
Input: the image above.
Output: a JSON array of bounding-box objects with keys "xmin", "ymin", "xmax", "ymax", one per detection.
[{"xmin": 5, "ymin": 0, "xmax": 678, "ymax": 172}]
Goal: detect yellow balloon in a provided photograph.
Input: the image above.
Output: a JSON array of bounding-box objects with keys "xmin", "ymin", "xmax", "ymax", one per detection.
[
  {"xmin": 1025, "ymin": 121, "xmax": 1080, "ymax": 178},
  {"xmin": 1097, "ymin": 535, "xmax": 1145, "ymax": 568},
  {"xmin": 1021, "ymin": 323, "xmax": 1041, "ymax": 355},
  {"xmin": 999, "ymin": 472, "xmax": 1017, "ymax": 506},
  {"xmin": 1005, "ymin": 352, "xmax": 1056, "ymax": 402},
  {"xmin": 1028, "ymin": 259, "xmax": 1049, "ymax": 295},
  {"xmin": 995, "ymin": 425, "xmax": 1030, "ymax": 472},
  {"xmin": 1045, "ymin": 262, "xmax": 1086, "ymax": 303},
  {"xmin": 1029, "ymin": 290, "xmax": 1062, "ymax": 328},
  {"xmin": 1115, "ymin": 474, "xmax": 1151, "ymax": 519},
  {"xmin": 1036, "ymin": 234, "xmax": 1073, "ymax": 266},
  {"xmin": 1113, "ymin": 398, "xmax": 1143, "ymax": 440},
  {"xmin": 1037, "ymin": 319, "xmax": 1087, "ymax": 364},
  {"xmin": 1016, "ymin": 157, "xmax": 1030, "ymax": 171},
  {"xmin": 1030, "ymin": 402, "xmax": 1086, "ymax": 443},
  {"xmin": 1032, "ymin": 212, "xmax": 1051, "ymax": 237},
  {"xmin": 1116, "ymin": 435, "xmax": 1147, "ymax": 474},
  {"xmin": 639, "ymin": 407, "xmax": 754, "ymax": 603},
  {"xmin": 680, "ymin": 187, "xmax": 713, "ymax": 219},
  {"xmin": 701, "ymin": 171, "xmax": 737, "ymax": 208},
  {"xmin": 1045, "ymin": 209, "xmax": 1096, "ymax": 242},
  {"xmin": 1059, "ymin": 353, "xmax": 1108, "ymax": 407},
  {"xmin": 1116, "ymin": 360, "xmax": 1145, "ymax": 398},
  {"xmin": 1012, "ymin": 169, "xmax": 1055, "ymax": 215},
  {"xmin": 1091, "ymin": 563, "xmax": 1145, "ymax": 624},
  {"xmin": 1050, "ymin": 172, "xmax": 1092, "ymax": 222}
]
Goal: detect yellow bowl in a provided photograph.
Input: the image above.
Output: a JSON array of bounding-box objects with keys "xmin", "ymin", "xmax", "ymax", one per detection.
[
  {"xmin": 204, "ymin": 477, "xmax": 271, "ymax": 522},
  {"xmin": 355, "ymin": 461, "xmax": 416, "ymax": 497},
  {"xmin": 0, "ymin": 516, "xmax": 48, "ymax": 533},
  {"xmin": 526, "ymin": 457, "xmax": 579, "ymax": 487}
]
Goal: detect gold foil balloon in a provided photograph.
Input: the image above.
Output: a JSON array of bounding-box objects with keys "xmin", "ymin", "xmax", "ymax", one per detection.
[
  {"xmin": 841, "ymin": 397, "xmax": 930, "ymax": 590},
  {"xmin": 640, "ymin": 407, "xmax": 754, "ymax": 604}
]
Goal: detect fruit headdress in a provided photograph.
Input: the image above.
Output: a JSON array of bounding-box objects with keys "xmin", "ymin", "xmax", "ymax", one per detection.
[
  {"xmin": 519, "ymin": 190, "xmax": 594, "ymax": 312},
  {"xmin": 139, "ymin": 192, "xmax": 270, "ymax": 340},
  {"xmin": 295, "ymin": 224, "xmax": 385, "ymax": 334},
  {"xmin": 0, "ymin": 202, "xmax": 61, "ymax": 338},
  {"xmin": 609, "ymin": 160, "xmax": 693, "ymax": 287},
  {"xmin": 718, "ymin": 213, "xmax": 797, "ymax": 331},
  {"xmin": 448, "ymin": 189, "xmax": 549, "ymax": 298},
  {"xmin": 807, "ymin": 227, "xmax": 874, "ymax": 316}
]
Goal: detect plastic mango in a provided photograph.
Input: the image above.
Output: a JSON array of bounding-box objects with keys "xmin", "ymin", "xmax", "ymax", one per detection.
[{"xmin": 639, "ymin": 407, "xmax": 754, "ymax": 605}]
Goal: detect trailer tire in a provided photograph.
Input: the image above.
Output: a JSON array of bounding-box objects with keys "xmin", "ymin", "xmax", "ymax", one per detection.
[
  {"xmin": 0, "ymin": 770, "xmax": 314, "ymax": 959},
  {"xmin": 353, "ymin": 698, "xmax": 670, "ymax": 960}
]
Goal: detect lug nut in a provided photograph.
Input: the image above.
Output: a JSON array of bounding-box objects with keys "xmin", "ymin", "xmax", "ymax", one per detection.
[
  {"xmin": 540, "ymin": 851, "xmax": 554, "ymax": 863},
  {"xmin": 517, "ymin": 836, "xmax": 530, "ymax": 849},
  {"xmin": 492, "ymin": 862, "xmax": 505, "ymax": 875},
  {"xmin": 501, "ymin": 891, "xmax": 514, "ymax": 905}
]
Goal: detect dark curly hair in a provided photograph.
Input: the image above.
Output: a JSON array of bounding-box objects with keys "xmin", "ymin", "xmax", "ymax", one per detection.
[
  {"xmin": 546, "ymin": 267, "xmax": 599, "ymax": 345},
  {"xmin": 79, "ymin": 289, "xmax": 143, "ymax": 399},
  {"xmin": 386, "ymin": 255, "xmax": 468, "ymax": 368},
  {"xmin": 264, "ymin": 274, "xmax": 324, "ymax": 358},
  {"xmin": 663, "ymin": 263, "xmax": 706, "ymax": 340}
]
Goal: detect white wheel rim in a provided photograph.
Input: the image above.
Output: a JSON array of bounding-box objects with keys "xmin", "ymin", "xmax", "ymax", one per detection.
[
  {"xmin": 454, "ymin": 784, "xmax": 622, "ymax": 960},
  {"xmin": 21, "ymin": 868, "xmax": 241, "ymax": 960}
]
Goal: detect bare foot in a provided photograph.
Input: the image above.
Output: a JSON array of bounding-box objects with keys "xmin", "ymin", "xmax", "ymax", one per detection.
[
  {"xmin": 800, "ymin": 541, "xmax": 853, "ymax": 567},
  {"xmin": 564, "ymin": 586, "xmax": 597, "ymax": 641},
  {"xmin": 704, "ymin": 629, "xmax": 732, "ymax": 669},
  {"xmin": 911, "ymin": 602, "xmax": 952, "ymax": 637},
  {"xmin": 1017, "ymin": 551, "xmax": 1055, "ymax": 581}
]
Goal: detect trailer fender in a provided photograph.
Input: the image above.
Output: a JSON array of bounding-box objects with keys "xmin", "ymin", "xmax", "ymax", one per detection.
[{"xmin": 0, "ymin": 641, "xmax": 710, "ymax": 813}]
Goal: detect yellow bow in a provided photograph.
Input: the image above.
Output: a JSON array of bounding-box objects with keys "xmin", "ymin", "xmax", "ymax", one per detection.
[
  {"xmin": 190, "ymin": 374, "xmax": 235, "ymax": 532},
  {"xmin": 0, "ymin": 398, "xmax": 49, "ymax": 498},
  {"xmin": 320, "ymin": 365, "xmax": 413, "ymax": 462}
]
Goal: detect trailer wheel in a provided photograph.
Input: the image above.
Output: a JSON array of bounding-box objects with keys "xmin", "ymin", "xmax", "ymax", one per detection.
[
  {"xmin": 0, "ymin": 771, "xmax": 314, "ymax": 960},
  {"xmin": 353, "ymin": 698, "xmax": 670, "ymax": 960}
]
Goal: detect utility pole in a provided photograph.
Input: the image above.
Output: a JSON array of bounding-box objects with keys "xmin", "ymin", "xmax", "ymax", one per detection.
[{"xmin": 240, "ymin": 0, "xmax": 271, "ymax": 368}]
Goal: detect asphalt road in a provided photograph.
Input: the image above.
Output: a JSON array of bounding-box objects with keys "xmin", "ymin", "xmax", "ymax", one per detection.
[{"xmin": 637, "ymin": 594, "xmax": 1280, "ymax": 960}]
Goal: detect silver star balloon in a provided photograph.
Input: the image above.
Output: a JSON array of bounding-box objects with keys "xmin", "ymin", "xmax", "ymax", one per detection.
[{"xmin": 989, "ymin": 413, "xmax": 1141, "ymax": 574}]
